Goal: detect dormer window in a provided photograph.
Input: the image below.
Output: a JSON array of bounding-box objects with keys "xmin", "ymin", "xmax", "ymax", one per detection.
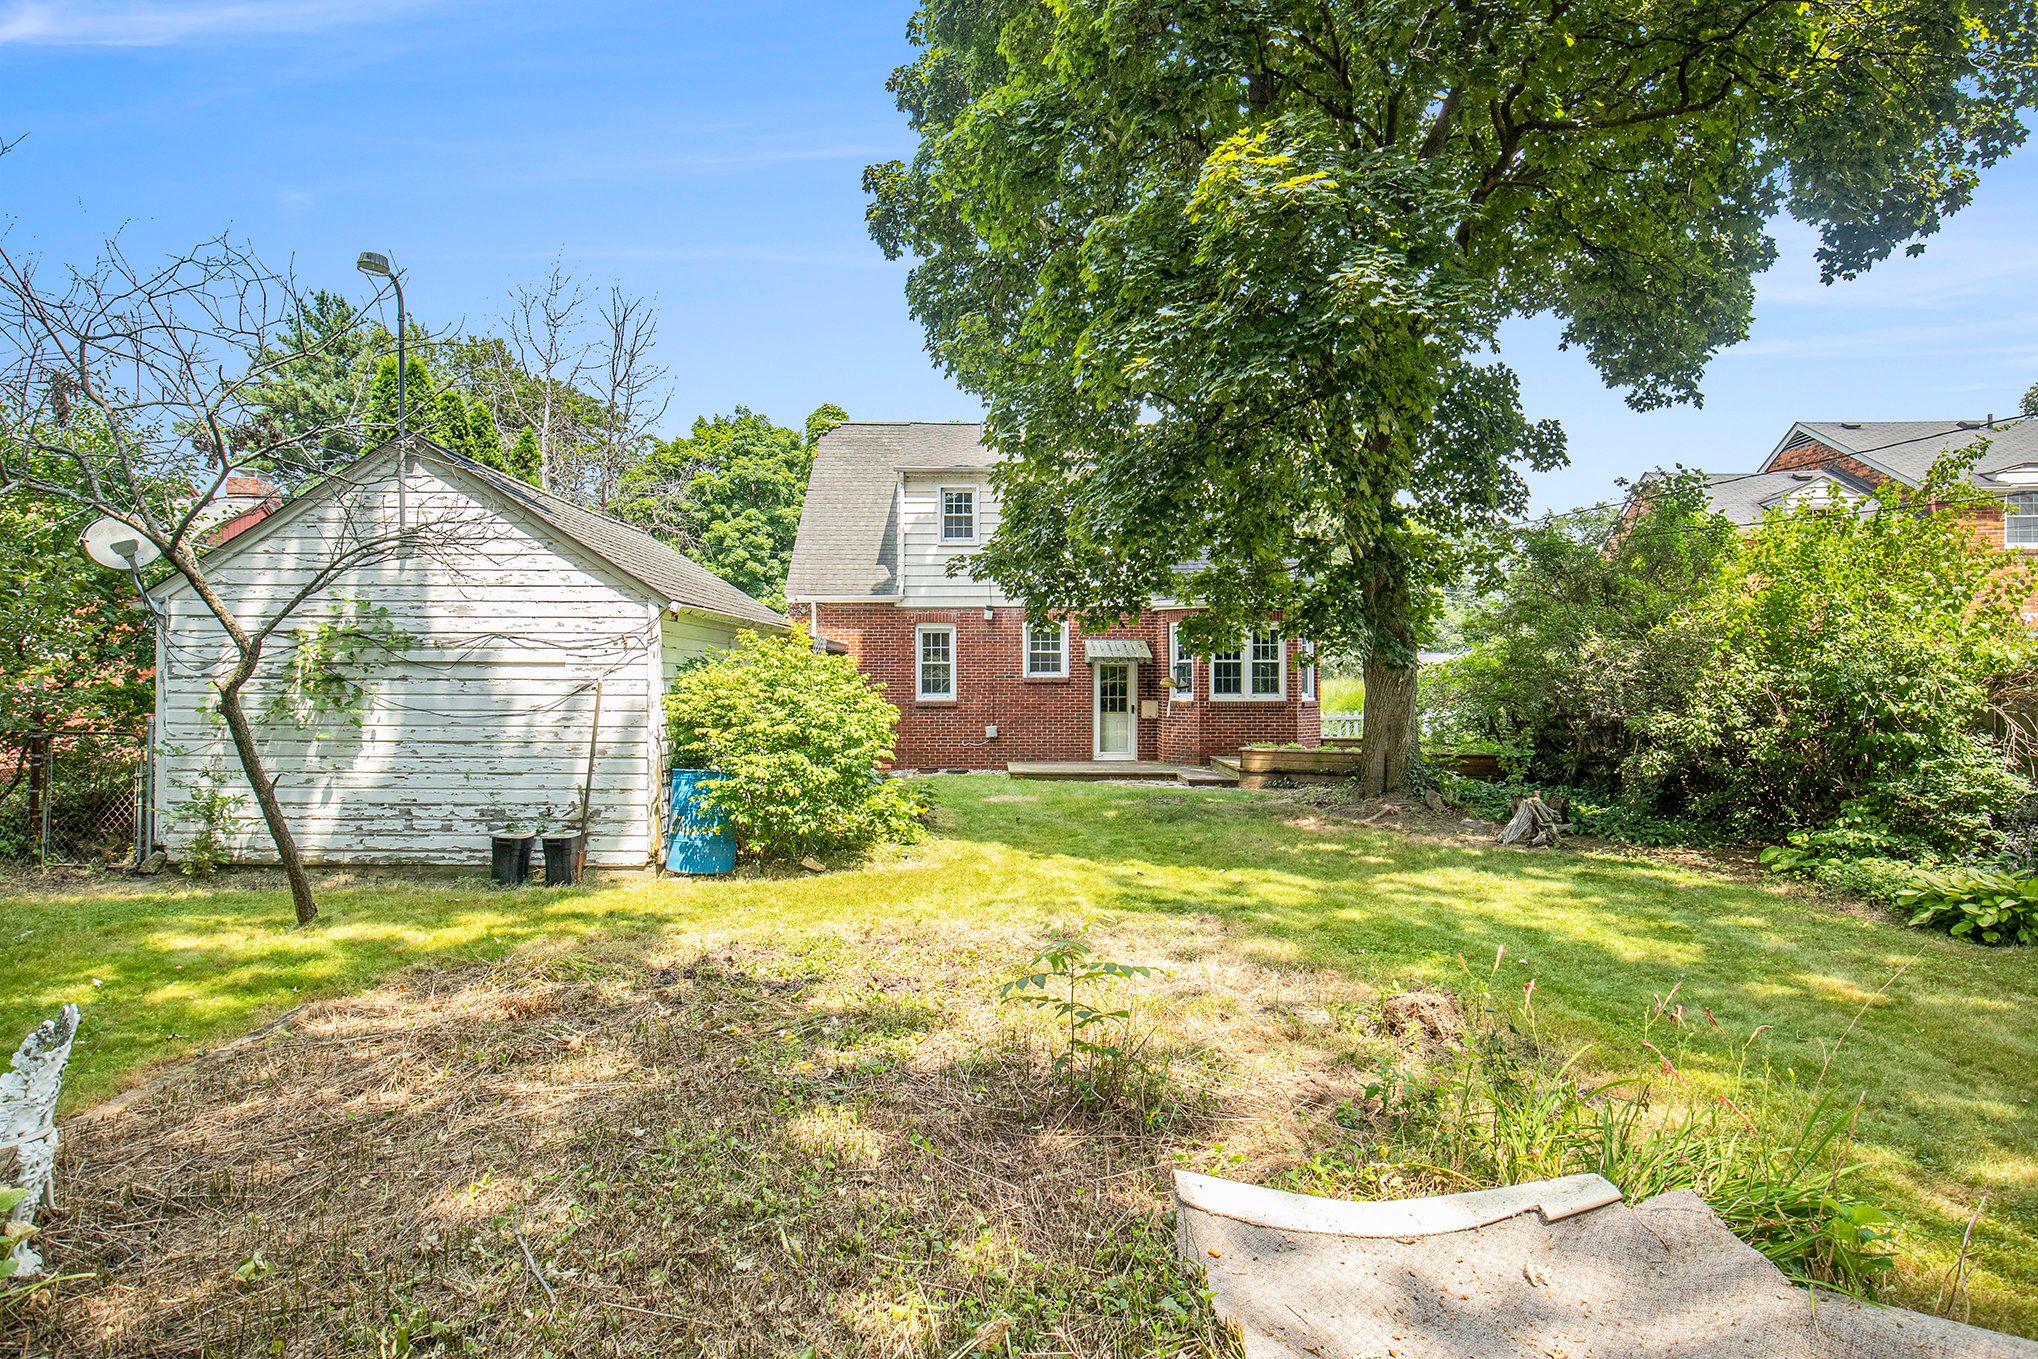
[
  {"xmin": 940, "ymin": 487, "xmax": 976, "ymax": 543},
  {"xmin": 2008, "ymin": 492, "xmax": 2038, "ymax": 547}
]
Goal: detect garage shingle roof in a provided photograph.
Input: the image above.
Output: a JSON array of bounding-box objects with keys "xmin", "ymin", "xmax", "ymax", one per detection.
[{"xmin": 430, "ymin": 438, "xmax": 788, "ymax": 630}]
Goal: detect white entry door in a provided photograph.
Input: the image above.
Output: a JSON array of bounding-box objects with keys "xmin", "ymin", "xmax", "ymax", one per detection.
[{"xmin": 1094, "ymin": 663, "xmax": 1136, "ymax": 760}]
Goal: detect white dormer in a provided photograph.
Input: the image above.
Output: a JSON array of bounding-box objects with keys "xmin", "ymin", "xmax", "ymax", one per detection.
[{"xmin": 896, "ymin": 467, "xmax": 1010, "ymax": 605}]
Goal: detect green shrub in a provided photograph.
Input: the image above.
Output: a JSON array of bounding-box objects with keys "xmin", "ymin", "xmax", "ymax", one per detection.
[
  {"xmin": 1627, "ymin": 459, "xmax": 2036, "ymax": 843},
  {"xmin": 1806, "ymin": 856, "xmax": 1926, "ymax": 907},
  {"xmin": 1446, "ymin": 455, "xmax": 2038, "ymax": 861},
  {"xmin": 1894, "ymin": 867, "xmax": 2038, "ymax": 946},
  {"xmin": 664, "ymin": 628, "xmax": 925, "ymax": 863},
  {"xmin": 1432, "ymin": 774, "xmax": 1715, "ymax": 846}
]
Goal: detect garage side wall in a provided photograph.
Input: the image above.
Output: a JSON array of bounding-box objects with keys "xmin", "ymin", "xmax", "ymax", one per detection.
[{"xmin": 154, "ymin": 457, "xmax": 663, "ymax": 867}]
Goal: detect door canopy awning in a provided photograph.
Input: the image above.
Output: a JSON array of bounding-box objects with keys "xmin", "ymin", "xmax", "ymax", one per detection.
[{"xmin": 1084, "ymin": 639, "xmax": 1153, "ymax": 662}]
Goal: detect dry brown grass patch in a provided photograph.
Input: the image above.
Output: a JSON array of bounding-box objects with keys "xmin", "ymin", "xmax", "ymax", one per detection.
[{"xmin": 15, "ymin": 919, "xmax": 1409, "ymax": 1358}]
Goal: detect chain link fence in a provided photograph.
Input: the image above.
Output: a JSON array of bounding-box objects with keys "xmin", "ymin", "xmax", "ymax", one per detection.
[{"xmin": 0, "ymin": 729, "xmax": 148, "ymax": 866}]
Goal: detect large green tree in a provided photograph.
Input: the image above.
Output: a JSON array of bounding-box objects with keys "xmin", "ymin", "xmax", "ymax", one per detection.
[
  {"xmin": 0, "ymin": 492, "xmax": 151, "ymax": 736},
  {"xmin": 240, "ymin": 290, "xmax": 379, "ymax": 478},
  {"xmin": 867, "ymin": 0, "xmax": 2038, "ymax": 791},
  {"xmin": 616, "ymin": 404, "xmax": 844, "ymax": 609}
]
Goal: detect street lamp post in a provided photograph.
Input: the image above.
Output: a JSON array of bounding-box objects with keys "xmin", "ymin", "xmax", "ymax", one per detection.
[{"xmin": 355, "ymin": 251, "xmax": 408, "ymax": 537}]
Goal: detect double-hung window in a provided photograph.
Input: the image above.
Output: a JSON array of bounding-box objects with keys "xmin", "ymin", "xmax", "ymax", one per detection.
[
  {"xmin": 939, "ymin": 487, "xmax": 976, "ymax": 543},
  {"xmin": 1211, "ymin": 641, "xmax": 1244, "ymax": 697},
  {"xmin": 1025, "ymin": 619, "xmax": 1067, "ymax": 677},
  {"xmin": 1249, "ymin": 629, "xmax": 1284, "ymax": 698},
  {"xmin": 1169, "ymin": 621, "xmax": 1194, "ymax": 700},
  {"xmin": 1214, "ymin": 630, "xmax": 1283, "ymax": 700},
  {"xmin": 2010, "ymin": 492, "xmax": 2038, "ymax": 548},
  {"xmin": 916, "ymin": 624, "xmax": 955, "ymax": 700},
  {"xmin": 1300, "ymin": 656, "xmax": 1317, "ymax": 702}
]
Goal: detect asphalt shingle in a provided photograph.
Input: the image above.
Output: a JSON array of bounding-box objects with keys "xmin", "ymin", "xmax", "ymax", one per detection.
[
  {"xmin": 1793, "ymin": 419, "xmax": 2038, "ymax": 485},
  {"xmin": 785, "ymin": 422, "xmax": 998, "ymax": 599}
]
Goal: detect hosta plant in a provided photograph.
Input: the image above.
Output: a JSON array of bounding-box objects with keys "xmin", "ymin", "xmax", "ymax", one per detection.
[{"xmin": 1895, "ymin": 868, "xmax": 2038, "ymax": 946}]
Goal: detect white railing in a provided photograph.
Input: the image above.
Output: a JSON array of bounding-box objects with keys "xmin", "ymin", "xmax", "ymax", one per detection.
[{"xmin": 1321, "ymin": 710, "xmax": 1363, "ymax": 740}]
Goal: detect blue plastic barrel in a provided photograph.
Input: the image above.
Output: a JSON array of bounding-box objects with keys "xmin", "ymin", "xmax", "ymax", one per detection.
[{"xmin": 665, "ymin": 768, "xmax": 737, "ymax": 874}]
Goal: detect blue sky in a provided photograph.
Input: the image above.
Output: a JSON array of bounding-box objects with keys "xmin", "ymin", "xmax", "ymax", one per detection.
[{"xmin": 5, "ymin": 0, "xmax": 2036, "ymax": 514}]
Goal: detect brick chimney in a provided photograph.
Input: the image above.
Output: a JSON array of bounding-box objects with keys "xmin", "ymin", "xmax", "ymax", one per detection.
[{"xmin": 201, "ymin": 475, "xmax": 284, "ymax": 546}]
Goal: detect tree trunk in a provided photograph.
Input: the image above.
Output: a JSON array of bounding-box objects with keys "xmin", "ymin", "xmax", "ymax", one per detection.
[
  {"xmin": 215, "ymin": 681, "xmax": 319, "ymax": 926},
  {"xmin": 1357, "ymin": 653, "xmax": 1418, "ymax": 795}
]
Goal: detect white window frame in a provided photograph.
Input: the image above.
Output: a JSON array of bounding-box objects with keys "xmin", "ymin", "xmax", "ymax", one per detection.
[
  {"xmin": 1214, "ymin": 630, "xmax": 1285, "ymax": 701},
  {"xmin": 916, "ymin": 623, "xmax": 956, "ymax": 701},
  {"xmin": 2009, "ymin": 492, "xmax": 2038, "ymax": 548},
  {"xmin": 1023, "ymin": 618, "xmax": 1069, "ymax": 677},
  {"xmin": 1249, "ymin": 629, "xmax": 1286, "ymax": 699},
  {"xmin": 1210, "ymin": 640, "xmax": 1244, "ymax": 699},
  {"xmin": 1300, "ymin": 655, "xmax": 1317, "ymax": 702},
  {"xmin": 1168, "ymin": 620, "xmax": 1194, "ymax": 701},
  {"xmin": 938, "ymin": 485, "xmax": 977, "ymax": 544}
]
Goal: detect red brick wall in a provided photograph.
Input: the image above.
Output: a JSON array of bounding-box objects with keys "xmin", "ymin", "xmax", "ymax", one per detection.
[
  {"xmin": 1768, "ymin": 434, "xmax": 1888, "ymax": 485},
  {"xmin": 809, "ymin": 602, "xmax": 1320, "ymax": 769}
]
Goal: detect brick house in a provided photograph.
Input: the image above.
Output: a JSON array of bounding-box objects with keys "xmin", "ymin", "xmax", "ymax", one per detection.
[
  {"xmin": 1686, "ymin": 419, "xmax": 2038, "ymax": 615},
  {"xmin": 1698, "ymin": 418, "xmax": 2038, "ymax": 530},
  {"xmin": 785, "ymin": 422, "xmax": 1321, "ymax": 769}
]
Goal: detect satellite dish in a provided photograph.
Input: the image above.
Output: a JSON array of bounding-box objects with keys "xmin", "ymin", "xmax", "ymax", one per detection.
[{"xmin": 81, "ymin": 517, "xmax": 162, "ymax": 571}]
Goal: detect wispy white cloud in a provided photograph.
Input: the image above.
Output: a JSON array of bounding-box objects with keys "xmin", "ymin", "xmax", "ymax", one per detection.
[
  {"xmin": 1725, "ymin": 313, "xmax": 2038, "ymax": 361},
  {"xmin": 0, "ymin": 0, "xmax": 433, "ymax": 47},
  {"xmin": 1754, "ymin": 216, "xmax": 2038, "ymax": 314}
]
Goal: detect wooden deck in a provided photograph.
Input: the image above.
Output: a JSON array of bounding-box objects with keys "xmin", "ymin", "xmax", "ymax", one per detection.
[{"xmin": 1006, "ymin": 761, "xmax": 1239, "ymax": 786}]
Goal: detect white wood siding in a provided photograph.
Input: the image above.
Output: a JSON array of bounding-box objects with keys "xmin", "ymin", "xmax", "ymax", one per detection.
[
  {"xmin": 897, "ymin": 473, "xmax": 1010, "ymax": 606},
  {"xmin": 891, "ymin": 472, "xmax": 1191, "ymax": 612},
  {"xmin": 153, "ymin": 455, "xmax": 672, "ymax": 867}
]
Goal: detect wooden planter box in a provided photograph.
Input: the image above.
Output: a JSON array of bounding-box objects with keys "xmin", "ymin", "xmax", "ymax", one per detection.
[
  {"xmin": 1233, "ymin": 746, "xmax": 1364, "ymax": 788},
  {"xmin": 1239, "ymin": 747, "xmax": 1364, "ymax": 776},
  {"xmin": 1231, "ymin": 746, "xmax": 1503, "ymax": 787},
  {"xmin": 1432, "ymin": 752, "xmax": 1503, "ymax": 780}
]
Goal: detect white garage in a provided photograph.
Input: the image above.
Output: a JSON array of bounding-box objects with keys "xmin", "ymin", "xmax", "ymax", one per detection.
[{"xmin": 148, "ymin": 435, "xmax": 786, "ymax": 868}]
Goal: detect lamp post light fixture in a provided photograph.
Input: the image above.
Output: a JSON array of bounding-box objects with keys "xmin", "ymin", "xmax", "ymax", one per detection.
[
  {"xmin": 354, "ymin": 251, "xmax": 406, "ymax": 444},
  {"xmin": 356, "ymin": 250, "xmax": 412, "ymax": 539}
]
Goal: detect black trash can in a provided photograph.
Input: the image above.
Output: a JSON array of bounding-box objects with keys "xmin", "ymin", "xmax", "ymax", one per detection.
[
  {"xmin": 543, "ymin": 832, "xmax": 587, "ymax": 886},
  {"xmin": 490, "ymin": 833, "xmax": 535, "ymax": 886}
]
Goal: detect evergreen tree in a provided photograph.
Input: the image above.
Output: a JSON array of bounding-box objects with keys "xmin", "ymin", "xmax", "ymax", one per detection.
[
  {"xmin": 465, "ymin": 401, "xmax": 501, "ymax": 467},
  {"xmin": 431, "ymin": 389, "xmax": 473, "ymax": 457},
  {"xmin": 363, "ymin": 352, "xmax": 441, "ymax": 447},
  {"xmin": 504, "ymin": 427, "xmax": 543, "ymax": 486},
  {"xmin": 242, "ymin": 290, "xmax": 378, "ymax": 478}
]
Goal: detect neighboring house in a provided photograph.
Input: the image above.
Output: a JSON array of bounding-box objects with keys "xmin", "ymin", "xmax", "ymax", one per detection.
[
  {"xmin": 1695, "ymin": 417, "xmax": 2038, "ymax": 530},
  {"xmin": 784, "ymin": 422, "xmax": 1320, "ymax": 769},
  {"xmin": 1657, "ymin": 416, "xmax": 2038, "ymax": 623},
  {"xmin": 150, "ymin": 435, "xmax": 786, "ymax": 867}
]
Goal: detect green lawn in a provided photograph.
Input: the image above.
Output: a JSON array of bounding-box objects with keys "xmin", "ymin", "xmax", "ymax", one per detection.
[{"xmin": 5, "ymin": 777, "xmax": 2034, "ymax": 1335}]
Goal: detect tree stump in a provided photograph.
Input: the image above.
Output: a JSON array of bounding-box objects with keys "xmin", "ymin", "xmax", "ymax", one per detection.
[{"xmin": 1497, "ymin": 795, "xmax": 1563, "ymax": 849}]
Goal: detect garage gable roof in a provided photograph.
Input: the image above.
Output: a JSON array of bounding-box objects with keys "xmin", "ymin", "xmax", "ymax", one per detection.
[{"xmin": 152, "ymin": 436, "xmax": 788, "ymax": 632}]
